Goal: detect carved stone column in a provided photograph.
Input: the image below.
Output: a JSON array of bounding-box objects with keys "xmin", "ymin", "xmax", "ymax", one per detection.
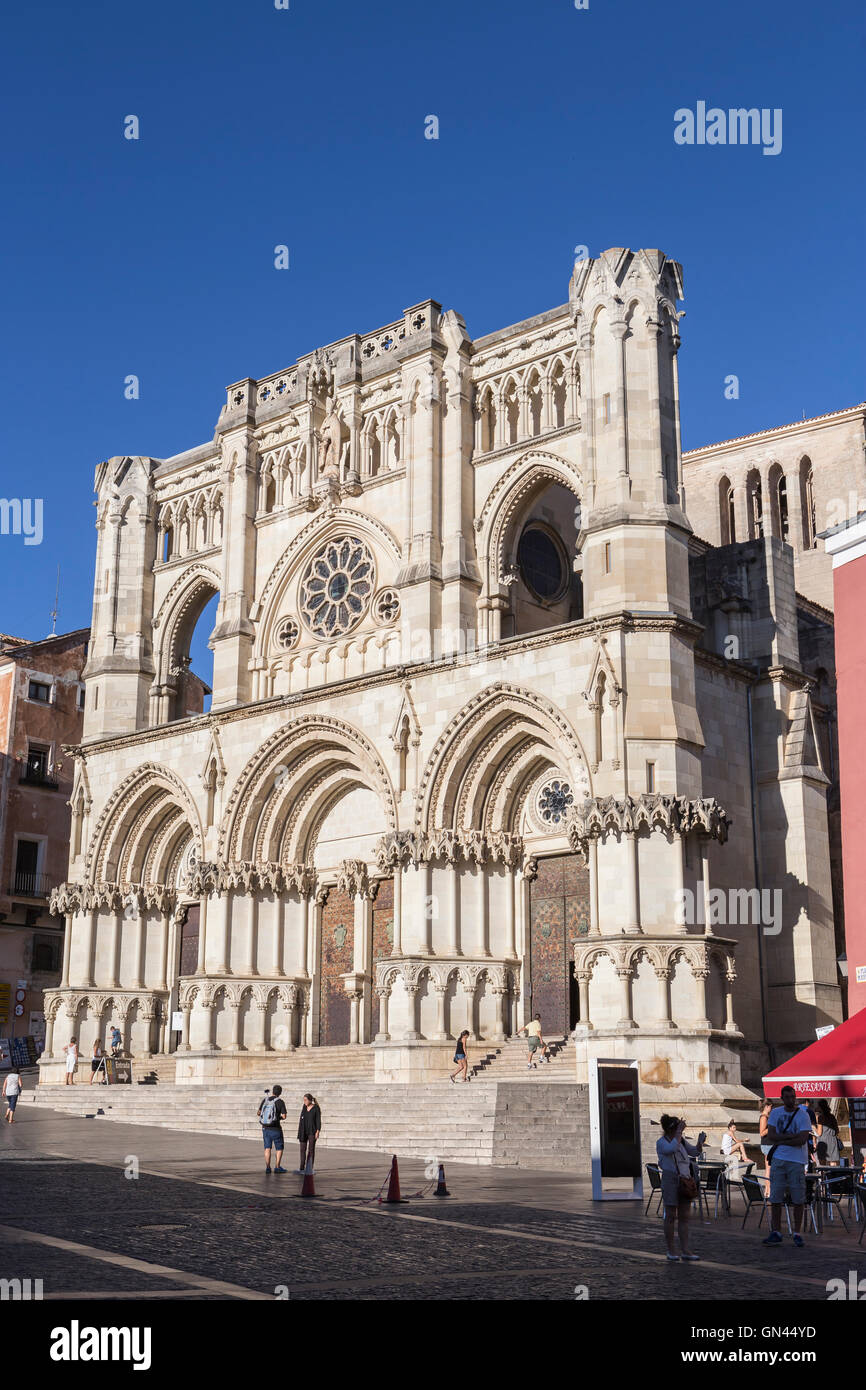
[
  {"xmin": 725, "ymin": 969, "xmax": 738, "ymax": 1033},
  {"xmin": 82, "ymin": 910, "xmax": 97, "ymax": 988},
  {"xmin": 404, "ymin": 983, "xmax": 420, "ymax": 1040},
  {"xmin": 250, "ymin": 1000, "xmax": 269, "ymax": 1053},
  {"xmin": 615, "ymin": 966, "xmax": 636, "ymax": 1028},
  {"xmin": 348, "ymin": 989, "xmax": 363, "ymax": 1046},
  {"xmin": 375, "ymin": 987, "xmax": 391, "ymax": 1042},
  {"xmin": 199, "ymin": 999, "xmax": 216, "ymax": 1052},
  {"xmin": 230, "ymin": 999, "xmax": 243, "ymax": 1051},
  {"xmin": 179, "ymin": 1001, "xmax": 192, "ymax": 1052},
  {"xmin": 107, "ymin": 910, "xmax": 122, "ymax": 988},
  {"xmin": 43, "ymin": 1011, "xmax": 56, "ymax": 1057},
  {"xmin": 625, "ymin": 833, "xmax": 641, "ymax": 935},
  {"xmin": 575, "ymin": 969, "xmax": 593, "ymax": 1028},
  {"xmin": 432, "ymin": 983, "xmax": 448, "ymax": 1041},
  {"xmin": 490, "ymin": 986, "xmax": 506, "ymax": 1041},
  {"xmin": 692, "ymin": 967, "xmax": 711, "ymax": 1030},
  {"xmin": 654, "ymin": 966, "xmax": 675, "ymax": 1030},
  {"xmin": 60, "ymin": 916, "xmax": 73, "ymax": 988}
]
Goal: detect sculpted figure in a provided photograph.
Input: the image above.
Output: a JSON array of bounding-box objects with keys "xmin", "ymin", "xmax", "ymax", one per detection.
[{"xmin": 317, "ymin": 394, "xmax": 343, "ymax": 478}]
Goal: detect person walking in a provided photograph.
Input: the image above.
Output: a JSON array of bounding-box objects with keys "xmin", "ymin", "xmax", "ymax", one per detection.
[
  {"xmin": 2, "ymin": 1069, "xmax": 22, "ymax": 1123},
  {"xmin": 763, "ymin": 1086, "xmax": 812, "ymax": 1247},
  {"xmin": 297, "ymin": 1093, "xmax": 321, "ymax": 1174},
  {"xmin": 758, "ymin": 1098, "xmax": 774, "ymax": 1181},
  {"xmin": 518, "ymin": 1013, "xmax": 547, "ymax": 1069},
  {"xmin": 450, "ymin": 1030, "xmax": 470, "ymax": 1083},
  {"xmin": 656, "ymin": 1114, "xmax": 706, "ymax": 1262},
  {"xmin": 64, "ymin": 1037, "xmax": 78, "ymax": 1086},
  {"xmin": 813, "ymin": 1099, "xmax": 842, "ymax": 1166},
  {"xmin": 257, "ymin": 1085, "xmax": 287, "ymax": 1174},
  {"xmin": 89, "ymin": 1038, "xmax": 104, "ymax": 1085}
]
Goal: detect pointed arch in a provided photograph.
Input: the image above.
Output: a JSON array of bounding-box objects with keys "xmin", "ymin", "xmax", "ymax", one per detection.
[
  {"xmin": 416, "ymin": 682, "xmax": 591, "ymax": 834},
  {"xmin": 219, "ymin": 714, "xmax": 398, "ymax": 864},
  {"xmin": 84, "ymin": 762, "xmax": 204, "ymax": 885}
]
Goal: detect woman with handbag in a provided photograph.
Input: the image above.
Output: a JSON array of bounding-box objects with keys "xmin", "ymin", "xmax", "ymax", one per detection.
[{"xmin": 656, "ymin": 1114, "xmax": 706, "ymax": 1262}]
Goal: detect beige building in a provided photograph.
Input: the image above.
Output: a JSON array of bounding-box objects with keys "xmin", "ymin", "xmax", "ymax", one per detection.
[{"xmin": 41, "ymin": 249, "xmax": 847, "ymax": 1112}]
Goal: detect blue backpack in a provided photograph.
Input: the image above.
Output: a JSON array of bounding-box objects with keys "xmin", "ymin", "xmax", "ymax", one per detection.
[{"xmin": 260, "ymin": 1095, "xmax": 278, "ymax": 1126}]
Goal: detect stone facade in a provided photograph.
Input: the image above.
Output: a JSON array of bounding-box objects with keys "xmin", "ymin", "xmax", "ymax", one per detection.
[{"xmin": 41, "ymin": 249, "xmax": 844, "ymax": 1103}]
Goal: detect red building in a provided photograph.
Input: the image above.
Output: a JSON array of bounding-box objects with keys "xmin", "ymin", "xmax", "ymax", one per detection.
[
  {"xmin": 822, "ymin": 514, "xmax": 866, "ymax": 1016},
  {"xmin": 0, "ymin": 629, "xmax": 89, "ymax": 1045}
]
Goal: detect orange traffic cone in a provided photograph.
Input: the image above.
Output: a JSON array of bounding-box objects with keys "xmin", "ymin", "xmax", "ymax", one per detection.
[
  {"xmin": 433, "ymin": 1163, "xmax": 451, "ymax": 1197},
  {"xmin": 299, "ymin": 1156, "xmax": 316, "ymax": 1198},
  {"xmin": 381, "ymin": 1154, "xmax": 408, "ymax": 1203}
]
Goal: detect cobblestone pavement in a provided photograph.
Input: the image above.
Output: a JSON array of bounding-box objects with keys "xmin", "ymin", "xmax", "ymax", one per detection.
[{"xmin": 2, "ymin": 1105, "xmax": 864, "ymax": 1302}]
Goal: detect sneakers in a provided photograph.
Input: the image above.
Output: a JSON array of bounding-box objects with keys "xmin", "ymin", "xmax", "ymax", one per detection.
[
  {"xmin": 792, "ymin": 1234, "xmax": 805, "ymax": 1248},
  {"xmin": 274, "ymin": 1166, "xmax": 287, "ymax": 1174},
  {"xmin": 680, "ymin": 1253, "xmax": 701, "ymax": 1261},
  {"xmin": 763, "ymin": 1230, "xmax": 783, "ymax": 1245},
  {"xmin": 665, "ymin": 1253, "xmax": 680, "ymax": 1262},
  {"xmin": 264, "ymin": 1167, "xmax": 272, "ymax": 1175}
]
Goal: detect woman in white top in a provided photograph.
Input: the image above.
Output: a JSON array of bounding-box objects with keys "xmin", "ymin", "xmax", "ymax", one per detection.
[
  {"xmin": 721, "ymin": 1119, "xmax": 749, "ymax": 1165},
  {"xmin": 656, "ymin": 1114, "xmax": 706, "ymax": 1261},
  {"xmin": 64, "ymin": 1037, "xmax": 78, "ymax": 1085},
  {"xmin": 2, "ymin": 1070, "xmax": 22, "ymax": 1122}
]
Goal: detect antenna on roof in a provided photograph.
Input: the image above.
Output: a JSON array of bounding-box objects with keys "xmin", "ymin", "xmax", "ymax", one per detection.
[{"xmin": 49, "ymin": 566, "xmax": 60, "ymax": 636}]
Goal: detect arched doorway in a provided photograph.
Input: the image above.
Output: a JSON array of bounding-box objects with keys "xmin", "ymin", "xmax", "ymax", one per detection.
[{"xmin": 528, "ymin": 854, "xmax": 590, "ymax": 1035}]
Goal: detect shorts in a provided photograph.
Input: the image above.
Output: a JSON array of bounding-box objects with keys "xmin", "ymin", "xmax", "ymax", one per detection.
[
  {"xmin": 91, "ymin": 1059, "xmax": 102, "ymax": 1072},
  {"xmin": 6, "ymin": 1094, "xmax": 19, "ymax": 1111},
  {"xmin": 760, "ymin": 1143, "xmax": 771, "ymax": 1156},
  {"xmin": 453, "ymin": 1052, "xmax": 465, "ymax": 1064},
  {"xmin": 261, "ymin": 1126, "xmax": 284, "ymax": 1151},
  {"xmin": 769, "ymin": 1158, "xmax": 807, "ymax": 1205},
  {"xmin": 527, "ymin": 1036, "xmax": 540, "ymax": 1052}
]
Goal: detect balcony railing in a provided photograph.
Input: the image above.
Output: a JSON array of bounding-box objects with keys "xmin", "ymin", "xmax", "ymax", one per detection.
[
  {"xmin": 11, "ymin": 871, "xmax": 53, "ymax": 898},
  {"xmin": 19, "ymin": 768, "xmax": 59, "ymax": 789}
]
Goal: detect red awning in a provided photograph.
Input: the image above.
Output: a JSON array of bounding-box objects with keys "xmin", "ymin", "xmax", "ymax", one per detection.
[{"xmin": 763, "ymin": 1009, "xmax": 866, "ymax": 1099}]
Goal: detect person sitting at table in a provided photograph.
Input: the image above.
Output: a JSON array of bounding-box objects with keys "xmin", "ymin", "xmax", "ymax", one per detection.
[
  {"xmin": 721, "ymin": 1119, "xmax": 749, "ymax": 1165},
  {"xmin": 813, "ymin": 1099, "xmax": 842, "ymax": 1166}
]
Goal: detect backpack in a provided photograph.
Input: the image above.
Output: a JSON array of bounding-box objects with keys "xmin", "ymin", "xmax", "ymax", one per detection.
[{"xmin": 260, "ymin": 1095, "xmax": 279, "ymax": 1126}]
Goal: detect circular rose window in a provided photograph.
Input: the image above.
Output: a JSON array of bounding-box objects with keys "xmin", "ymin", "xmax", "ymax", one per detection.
[{"xmin": 299, "ymin": 536, "xmax": 375, "ymax": 638}]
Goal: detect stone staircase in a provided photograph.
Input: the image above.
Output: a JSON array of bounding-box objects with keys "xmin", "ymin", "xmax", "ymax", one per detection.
[
  {"xmin": 131, "ymin": 1046, "xmax": 376, "ymax": 1086},
  {"xmin": 470, "ymin": 1035, "xmax": 574, "ymax": 1081},
  {"xmin": 26, "ymin": 1077, "xmax": 592, "ymax": 1170}
]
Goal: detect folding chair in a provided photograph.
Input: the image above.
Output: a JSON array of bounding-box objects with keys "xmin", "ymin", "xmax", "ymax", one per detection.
[
  {"xmin": 644, "ymin": 1163, "xmax": 663, "ymax": 1217},
  {"xmin": 820, "ymin": 1170, "xmax": 852, "ymax": 1230}
]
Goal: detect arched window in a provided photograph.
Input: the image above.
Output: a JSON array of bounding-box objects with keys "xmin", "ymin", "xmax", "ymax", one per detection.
[
  {"xmin": 746, "ymin": 471, "xmax": 763, "ymax": 539},
  {"xmin": 551, "ymin": 361, "xmax": 567, "ymax": 429},
  {"xmin": 802, "ymin": 460, "xmax": 817, "ymax": 549},
  {"xmin": 261, "ymin": 473, "xmax": 276, "ymax": 515},
  {"xmin": 527, "ymin": 370, "xmax": 543, "ymax": 437},
  {"xmin": 504, "ymin": 380, "xmax": 519, "ymax": 445},
  {"xmin": 161, "ymin": 525, "xmax": 173, "ymax": 563},
  {"xmin": 480, "ymin": 389, "xmax": 496, "ymax": 452},
  {"xmin": 776, "ymin": 474, "xmax": 789, "ymax": 541},
  {"xmin": 718, "ymin": 476, "xmax": 734, "ymax": 545}
]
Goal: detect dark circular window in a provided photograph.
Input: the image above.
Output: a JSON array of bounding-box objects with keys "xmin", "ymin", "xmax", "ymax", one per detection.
[{"xmin": 518, "ymin": 526, "xmax": 566, "ymax": 601}]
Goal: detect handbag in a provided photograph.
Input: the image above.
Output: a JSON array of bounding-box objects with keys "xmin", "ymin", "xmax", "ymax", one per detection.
[{"xmin": 675, "ymin": 1145, "xmax": 698, "ymax": 1199}]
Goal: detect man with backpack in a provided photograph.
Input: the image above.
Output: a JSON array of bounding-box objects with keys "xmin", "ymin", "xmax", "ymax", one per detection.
[{"xmin": 257, "ymin": 1084, "xmax": 287, "ymax": 1174}]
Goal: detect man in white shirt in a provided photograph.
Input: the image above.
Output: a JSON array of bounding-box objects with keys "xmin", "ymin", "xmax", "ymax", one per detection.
[
  {"xmin": 2, "ymin": 1070, "xmax": 23, "ymax": 1123},
  {"xmin": 764, "ymin": 1085, "xmax": 812, "ymax": 1247}
]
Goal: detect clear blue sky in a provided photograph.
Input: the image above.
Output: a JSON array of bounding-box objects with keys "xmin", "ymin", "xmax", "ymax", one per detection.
[{"xmin": 2, "ymin": 0, "xmax": 863, "ymax": 664}]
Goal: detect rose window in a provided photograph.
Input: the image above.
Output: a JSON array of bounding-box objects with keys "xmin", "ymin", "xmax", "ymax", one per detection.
[
  {"xmin": 372, "ymin": 588, "xmax": 401, "ymax": 626},
  {"xmin": 537, "ymin": 778, "xmax": 574, "ymax": 826},
  {"xmin": 299, "ymin": 536, "xmax": 375, "ymax": 638}
]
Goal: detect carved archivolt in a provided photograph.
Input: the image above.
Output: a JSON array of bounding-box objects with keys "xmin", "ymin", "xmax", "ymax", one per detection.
[
  {"xmin": 85, "ymin": 762, "xmax": 204, "ymax": 884},
  {"xmin": 44, "ymin": 989, "xmax": 164, "ymax": 1022},
  {"xmin": 417, "ymin": 682, "xmax": 591, "ymax": 833},
  {"xmin": 219, "ymin": 714, "xmax": 398, "ymax": 862},
  {"xmin": 477, "ymin": 451, "xmax": 583, "ymax": 584},
  {"xmin": 567, "ymin": 794, "xmax": 730, "ymax": 852}
]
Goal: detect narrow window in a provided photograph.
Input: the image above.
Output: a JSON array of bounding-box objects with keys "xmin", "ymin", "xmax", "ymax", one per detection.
[
  {"xmin": 646, "ymin": 761, "xmax": 656, "ymax": 793},
  {"xmin": 727, "ymin": 487, "xmax": 736, "ymax": 544},
  {"xmin": 602, "ymin": 394, "xmax": 611, "ymax": 425},
  {"xmin": 604, "ymin": 541, "xmax": 612, "ymax": 573}
]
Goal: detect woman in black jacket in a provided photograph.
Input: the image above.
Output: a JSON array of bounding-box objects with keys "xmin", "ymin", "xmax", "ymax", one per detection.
[{"xmin": 297, "ymin": 1093, "xmax": 322, "ymax": 1173}]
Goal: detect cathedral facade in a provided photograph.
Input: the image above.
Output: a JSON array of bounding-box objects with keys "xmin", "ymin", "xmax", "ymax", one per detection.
[{"xmin": 41, "ymin": 249, "xmax": 844, "ymax": 1102}]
